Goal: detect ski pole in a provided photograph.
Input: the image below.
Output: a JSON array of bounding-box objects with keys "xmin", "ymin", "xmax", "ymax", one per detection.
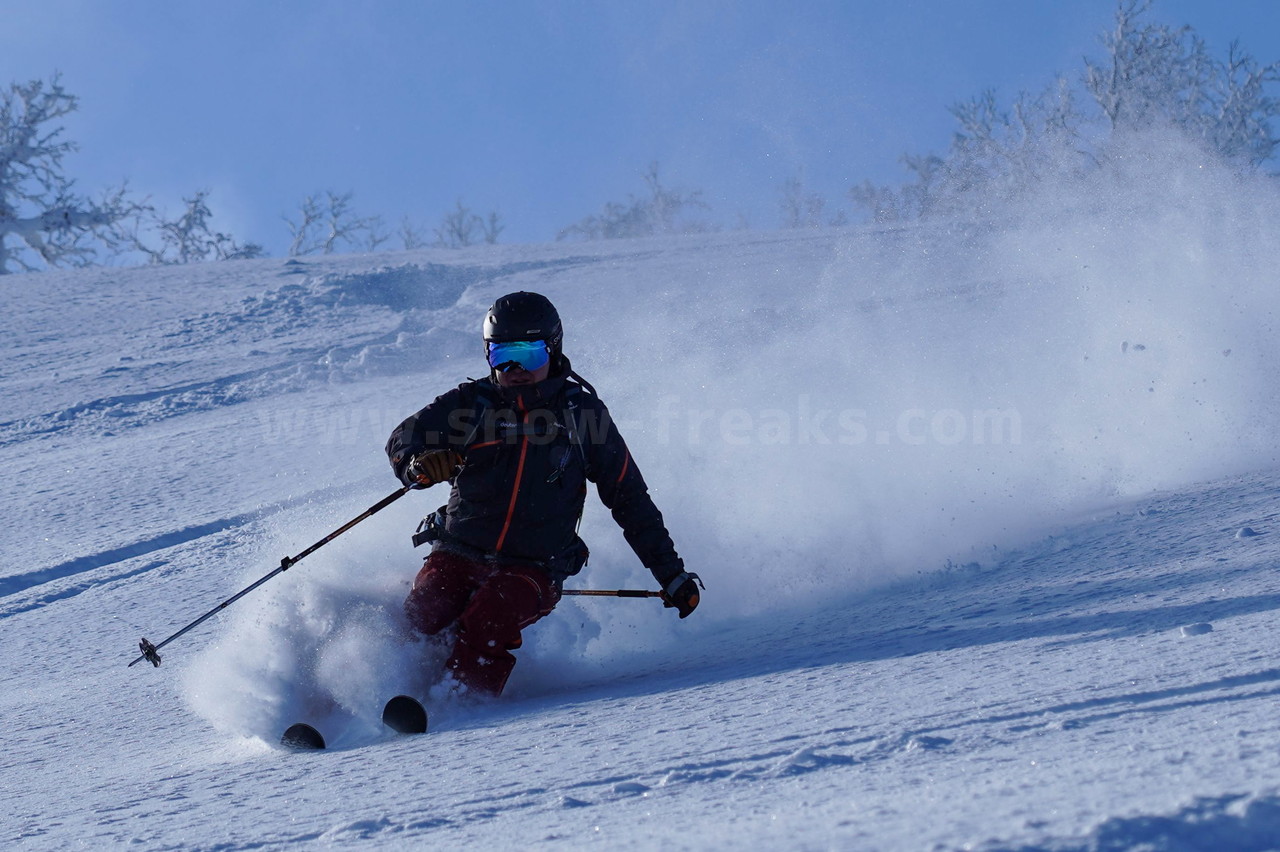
[
  {"xmin": 561, "ymin": 589, "xmax": 664, "ymax": 598},
  {"xmin": 129, "ymin": 484, "xmax": 413, "ymax": 668}
]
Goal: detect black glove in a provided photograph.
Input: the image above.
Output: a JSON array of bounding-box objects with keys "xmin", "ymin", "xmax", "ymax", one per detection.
[
  {"xmin": 405, "ymin": 449, "xmax": 463, "ymax": 488},
  {"xmin": 661, "ymin": 571, "xmax": 703, "ymax": 619}
]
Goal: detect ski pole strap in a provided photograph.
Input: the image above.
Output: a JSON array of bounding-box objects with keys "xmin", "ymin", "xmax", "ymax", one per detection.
[{"xmin": 663, "ymin": 571, "xmax": 704, "ymax": 598}]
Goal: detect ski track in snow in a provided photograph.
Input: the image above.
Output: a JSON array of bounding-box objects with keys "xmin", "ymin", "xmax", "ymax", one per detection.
[
  {"xmin": 0, "ymin": 517, "xmax": 250, "ymax": 605},
  {"xmin": 0, "ymin": 255, "xmax": 601, "ymax": 448},
  {"xmin": 0, "ymin": 471, "xmax": 401, "ymax": 620},
  {"xmin": 6, "ymin": 220, "xmax": 1280, "ymax": 849}
]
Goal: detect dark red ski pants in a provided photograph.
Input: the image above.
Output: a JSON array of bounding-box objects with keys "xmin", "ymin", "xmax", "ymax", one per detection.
[{"xmin": 403, "ymin": 549, "xmax": 560, "ymax": 696}]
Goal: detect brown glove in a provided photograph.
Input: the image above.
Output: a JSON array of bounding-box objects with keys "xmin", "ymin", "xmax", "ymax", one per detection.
[{"xmin": 406, "ymin": 449, "xmax": 463, "ymax": 488}]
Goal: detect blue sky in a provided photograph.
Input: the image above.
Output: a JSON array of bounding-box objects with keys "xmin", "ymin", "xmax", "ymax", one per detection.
[{"xmin": 3, "ymin": 0, "xmax": 1279, "ymax": 253}]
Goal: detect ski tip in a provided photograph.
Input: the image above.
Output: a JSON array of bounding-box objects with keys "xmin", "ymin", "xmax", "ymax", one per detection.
[
  {"xmin": 382, "ymin": 694, "xmax": 428, "ymax": 735},
  {"xmin": 281, "ymin": 722, "xmax": 326, "ymax": 750}
]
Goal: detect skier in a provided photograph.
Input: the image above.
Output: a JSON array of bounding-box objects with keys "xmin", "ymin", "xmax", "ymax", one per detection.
[{"xmin": 386, "ymin": 291, "xmax": 700, "ymax": 697}]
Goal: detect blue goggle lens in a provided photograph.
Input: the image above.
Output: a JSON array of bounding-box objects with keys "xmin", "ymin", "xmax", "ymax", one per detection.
[{"xmin": 487, "ymin": 340, "xmax": 550, "ymax": 372}]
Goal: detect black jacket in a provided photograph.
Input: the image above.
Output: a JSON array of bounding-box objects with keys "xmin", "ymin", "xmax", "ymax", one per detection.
[{"xmin": 386, "ymin": 365, "xmax": 683, "ymax": 585}]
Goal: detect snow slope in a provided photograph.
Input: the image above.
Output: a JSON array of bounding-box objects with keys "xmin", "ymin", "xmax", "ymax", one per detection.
[{"xmin": 4, "ymin": 145, "xmax": 1280, "ymax": 849}]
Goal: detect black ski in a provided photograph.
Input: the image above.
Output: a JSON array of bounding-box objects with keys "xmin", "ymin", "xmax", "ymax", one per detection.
[
  {"xmin": 281, "ymin": 722, "xmax": 325, "ymax": 750},
  {"xmin": 382, "ymin": 694, "xmax": 428, "ymax": 735},
  {"xmin": 280, "ymin": 696, "xmax": 426, "ymax": 750}
]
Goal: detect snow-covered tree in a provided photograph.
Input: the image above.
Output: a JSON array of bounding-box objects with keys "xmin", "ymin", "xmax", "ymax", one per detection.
[
  {"xmin": 433, "ymin": 199, "xmax": 482, "ymax": 248},
  {"xmin": 1085, "ymin": 0, "xmax": 1279, "ymax": 166},
  {"xmin": 285, "ymin": 191, "xmax": 381, "ymax": 256},
  {"xmin": 850, "ymin": 78, "xmax": 1088, "ymax": 223},
  {"xmin": 431, "ymin": 199, "xmax": 503, "ymax": 248},
  {"xmin": 399, "ymin": 215, "xmax": 428, "ymax": 250},
  {"xmin": 850, "ymin": 1, "xmax": 1280, "ymax": 224},
  {"xmin": 131, "ymin": 191, "xmax": 264, "ymax": 265},
  {"xmin": 558, "ymin": 163, "xmax": 711, "ymax": 241},
  {"xmin": 779, "ymin": 175, "xmax": 846, "ymax": 228},
  {"xmin": 364, "ymin": 215, "xmax": 391, "ymax": 252},
  {"xmin": 0, "ymin": 74, "xmax": 135, "ymax": 274}
]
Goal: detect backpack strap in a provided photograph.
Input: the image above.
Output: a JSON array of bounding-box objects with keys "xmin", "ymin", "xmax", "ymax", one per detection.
[
  {"xmin": 558, "ymin": 380, "xmax": 592, "ymax": 535},
  {"xmin": 560, "ymin": 379, "xmax": 593, "ymax": 479},
  {"xmin": 567, "ymin": 370, "xmax": 598, "ymax": 398},
  {"xmin": 461, "ymin": 380, "xmax": 497, "ymax": 450}
]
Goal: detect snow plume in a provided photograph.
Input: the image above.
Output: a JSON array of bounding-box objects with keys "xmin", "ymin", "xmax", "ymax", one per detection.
[
  {"xmin": 181, "ymin": 135, "xmax": 1280, "ymax": 716},
  {"xmin": 563, "ymin": 132, "xmax": 1280, "ymax": 629},
  {"xmin": 180, "ymin": 502, "xmax": 440, "ymax": 747},
  {"xmin": 178, "ymin": 490, "xmax": 607, "ymax": 737}
]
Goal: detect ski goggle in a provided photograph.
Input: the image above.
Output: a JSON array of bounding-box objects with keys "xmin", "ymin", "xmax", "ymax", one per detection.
[{"xmin": 487, "ymin": 339, "xmax": 550, "ymax": 373}]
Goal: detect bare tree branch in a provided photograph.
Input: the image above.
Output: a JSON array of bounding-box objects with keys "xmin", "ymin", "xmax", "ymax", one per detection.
[
  {"xmin": 284, "ymin": 191, "xmax": 377, "ymax": 256},
  {"xmin": 0, "ymin": 74, "xmax": 136, "ymax": 273},
  {"xmin": 558, "ymin": 162, "xmax": 711, "ymax": 241}
]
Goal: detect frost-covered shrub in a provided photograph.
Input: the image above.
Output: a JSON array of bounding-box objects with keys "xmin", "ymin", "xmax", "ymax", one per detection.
[{"xmin": 852, "ymin": 0, "xmax": 1280, "ymax": 225}]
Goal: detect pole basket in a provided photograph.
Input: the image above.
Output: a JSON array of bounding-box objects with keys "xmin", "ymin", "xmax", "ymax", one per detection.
[{"xmin": 137, "ymin": 638, "xmax": 162, "ymax": 668}]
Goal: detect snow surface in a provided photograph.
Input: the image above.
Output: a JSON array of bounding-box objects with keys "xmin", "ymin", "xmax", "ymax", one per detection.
[{"xmin": 5, "ymin": 146, "xmax": 1280, "ymax": 849}]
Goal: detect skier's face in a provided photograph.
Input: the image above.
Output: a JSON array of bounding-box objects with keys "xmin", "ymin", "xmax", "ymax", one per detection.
[{"xmin": 496, "ymin": 362, "xmax": 550, "ymax": 387}]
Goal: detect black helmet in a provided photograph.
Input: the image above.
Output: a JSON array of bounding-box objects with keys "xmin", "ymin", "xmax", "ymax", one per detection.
[{"xmin": 483, "ymin": 291, "xmax": 563, "ymax": 364}]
